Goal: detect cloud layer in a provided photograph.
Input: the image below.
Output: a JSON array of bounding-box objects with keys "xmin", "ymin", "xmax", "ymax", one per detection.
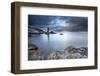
[{"xmin": 28, "ymin": 15, "xmax": 88, "ymax": 31}]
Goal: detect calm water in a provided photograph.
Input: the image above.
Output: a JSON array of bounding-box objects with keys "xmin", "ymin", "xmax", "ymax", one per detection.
[{"xmin": 28, "ymin": 31, "xmax": 88, "ymax": 55}]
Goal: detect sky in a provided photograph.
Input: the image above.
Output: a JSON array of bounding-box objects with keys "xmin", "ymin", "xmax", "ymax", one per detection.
[{"xmin": 28, "ymin": 15, "xmax": 88, "ymax": 31}]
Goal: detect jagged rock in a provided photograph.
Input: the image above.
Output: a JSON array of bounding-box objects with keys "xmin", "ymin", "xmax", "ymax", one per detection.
[
  {"xmin": 28, "ymin": 44, "xmax": 44, "ymax": 60},
  {"xmin": 82, "ymin": 55, "xmax": 87, "ymax": 58},
  {"xmin": 64, "ymin": 46, "xmax": 88, "ymax": 59},
  {"xmin": 47, "ymin": 51, "xmax": 65, "ymax": 59},
  {"xmin": 28, "ymin": 50, "xmax": 44, "ymax": 60},
  {"xmin": 64, "ymin": 46, "xmax": 77, "ymax": 54},
  {"xmin": 50, "ymin": 31, "xmax": 56, "ymax": 34},
  {"xmin": 28, "ymin": 45, "xmax": 88, "ymax": 60},
  {"xmin": 78, "ymin": 47, "xmax": 88, "ymax": 56},
  {"xmin": 66, "ymin": 53, "xmax": 82, "ymax": 59}
]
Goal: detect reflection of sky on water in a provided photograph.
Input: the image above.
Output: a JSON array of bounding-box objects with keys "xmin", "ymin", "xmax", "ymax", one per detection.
[{"xmin": 28, "ymin": 31, "xmax": 88, "ymax": 55}]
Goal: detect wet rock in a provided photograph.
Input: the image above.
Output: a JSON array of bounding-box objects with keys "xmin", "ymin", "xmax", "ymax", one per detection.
[
  {"xmin": 64, "ymin": 46, "xmax": 88, "ymax": 59},
  {"xmin": 47, "ymin": 46, "xmax": 88, "ymax": 60},
  {"xmin": 50, "ymin": 31, "xmax": 56, "ymax": 34},
  {"xmin": 47, "ymin": 51, "xmax": 65, "ymax": 59},
  {"xmin": 28, "ymin": 50, "xmax": 44, "ymax": 60},
  {"xmin": 28, "ymin": 44, "xmax": 44, "ymax": 60},
  {"xmin": 82, "ymin": 55, "xmax": 87, "ymax": 58},
  {"xmin": 28, "ymin": 44, "xmax": 38, "ymax": 50},
  {"xmin": 28, "ymin": 45, "xmax": 88, "ymax": 60},
  {"xmin": 64, "ymin": 46, "xmax": 77, "ymax": 54},
  {"xmin": 78, "ymin": 47, "xmax": 88, "ymax": 56},
  {"xmin": 66, "ymin": 53, "xmax": 83, "ymax": 59},
  {"xmin": 60, "ymin": 33, "xmax": 63, "ymax": 35}
]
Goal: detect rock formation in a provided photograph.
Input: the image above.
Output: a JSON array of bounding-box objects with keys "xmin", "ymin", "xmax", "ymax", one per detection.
[
  {"xmin": 28, "ymin": 44, "xmax": 44, "ymax": 60},
  {"xmin": 28, "ymin": 45, "xmax": 88, "ymax": 60}
]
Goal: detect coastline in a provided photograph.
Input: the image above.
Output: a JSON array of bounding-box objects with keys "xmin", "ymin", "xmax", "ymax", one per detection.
[{"xmin": 28, "ymin": 45, "xmax": 88, "ymax": 60}]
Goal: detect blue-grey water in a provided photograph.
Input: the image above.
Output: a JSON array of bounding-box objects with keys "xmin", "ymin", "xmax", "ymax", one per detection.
[{"xmin": 28, "ymin": 31, "xmax": 88, "ymax": 55}]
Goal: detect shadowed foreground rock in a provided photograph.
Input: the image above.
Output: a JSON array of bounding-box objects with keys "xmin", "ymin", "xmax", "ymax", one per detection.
[{"xmin": 28, "ymin": 44, "xmax": 44, "ymax": 60}]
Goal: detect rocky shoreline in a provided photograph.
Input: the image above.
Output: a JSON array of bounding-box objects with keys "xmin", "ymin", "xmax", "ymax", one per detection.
[{"xmin": 28, "ymin": 44, "xmax": 88, "ymax": 60}]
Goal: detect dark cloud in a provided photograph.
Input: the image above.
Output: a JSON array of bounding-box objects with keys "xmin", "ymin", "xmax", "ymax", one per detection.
[
  {"xmin": 28, "ymin": 15, "xmax": 88, "ymax": 31},
  {"xmin": 28, "ymin": 15, "xmax": 52, "ymax": 25}
]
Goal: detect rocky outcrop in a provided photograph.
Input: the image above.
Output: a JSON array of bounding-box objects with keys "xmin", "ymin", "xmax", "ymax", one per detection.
[
  {"xmin": 64, "ymin": 46, "xmax": 88, "ymax": 59},
  {"xmin": 28, "ymin": 50, "xmax": 44, "ymax": 60},
  {"xmin": 47, "ymin": 46, "xmax": 88, "ymax": 60},
  {"xmin": 28, "ymin": 44, "xmax": 44, "ymax": 60},
  {"xmin": 47, "ymin": 51, "xmax": 65, "ymax": 59},
  {"xmin": 28, "ymin": 45, "xmax": 88, "ymax": 60}
]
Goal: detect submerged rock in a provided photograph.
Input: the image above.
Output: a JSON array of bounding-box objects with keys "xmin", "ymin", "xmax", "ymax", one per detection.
[{"xmin": 60, "ymin": 33, "xmax": 63, "ymax": 35}]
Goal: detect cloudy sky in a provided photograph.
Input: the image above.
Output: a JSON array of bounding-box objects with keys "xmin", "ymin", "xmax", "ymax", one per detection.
[{"xmin": 28, "ymin": 15, "xmax": 88, "ymax": 31}]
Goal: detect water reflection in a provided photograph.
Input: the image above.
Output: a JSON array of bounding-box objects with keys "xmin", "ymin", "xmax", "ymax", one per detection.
[{"xmin": 28, "ymin": 31, "xmax": 87, "ymax": 56}]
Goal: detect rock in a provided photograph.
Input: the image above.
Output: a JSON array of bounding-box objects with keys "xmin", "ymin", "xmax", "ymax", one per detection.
[
  {"xmin": 28, "ymin": 45, "xmax": 88, "ymax": 60},
  {"xmin": 60, "ymin": 33, "xmax": 63, "ymax": 35},
  {"xmin": 64, "ymin": 46, "xmax": 77, "ymax": 54},
  {"xmin": 72, "ymin": 53, "xmax": 82, "ymax": 58},
  {"xmin": 77, "ymin": 47, "xmax": 88, "ymax": 56},
  {"xmin": 82, "ymin": 55, "xmax": 88, "ymax": 58},
  {"xmin": 47, "ymin": 51, "xmax": 65, "ymax": 59},
  {"xmin": 28, "ymin": 50, "xmax": 44, "ymax": 60},
  {"xmin": 64, "ymin": 46, "xmax": 88, "ymax": 59},
  {"xmin": 50, "ymin": 31, "xmax": 56, "ymax": 34},
  {"xmin": 28, "ymin": 44, "xmax": 44, "ymax": 60},
  {"xmin": 28, "ymin": 44, "xmax": 38, "ymax": 50}
]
